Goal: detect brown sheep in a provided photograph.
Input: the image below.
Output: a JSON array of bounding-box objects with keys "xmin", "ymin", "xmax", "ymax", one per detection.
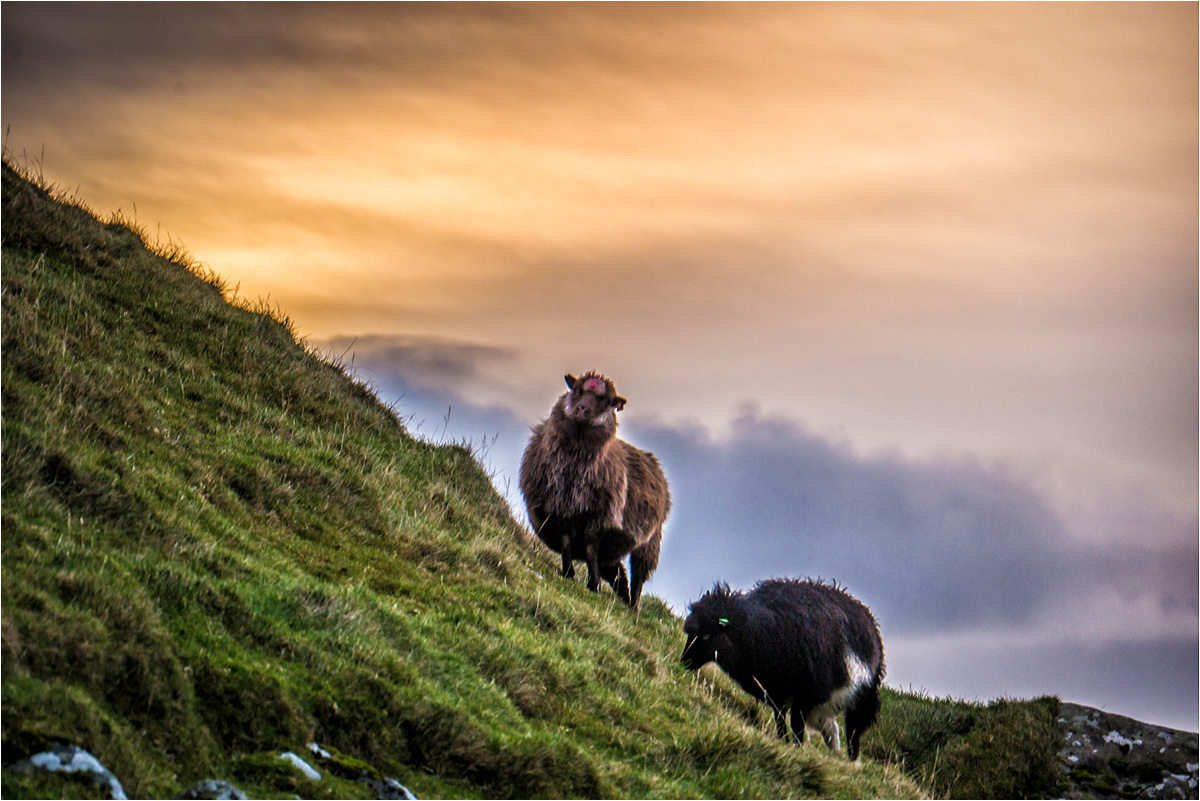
[{"xmin": 519, "ymin": 372, "xmax": 670, "ymax": 610}]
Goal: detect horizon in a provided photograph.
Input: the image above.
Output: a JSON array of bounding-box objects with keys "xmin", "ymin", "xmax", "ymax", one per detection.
[{"xmin": 2, "ymin": 2, "xmax": 1196, "ymax": 732}]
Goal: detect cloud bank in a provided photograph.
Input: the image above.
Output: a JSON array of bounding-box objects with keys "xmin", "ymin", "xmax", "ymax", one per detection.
[{"xmin": 630, "ymin": 410, "xmax": 1196, "ymax": 637}]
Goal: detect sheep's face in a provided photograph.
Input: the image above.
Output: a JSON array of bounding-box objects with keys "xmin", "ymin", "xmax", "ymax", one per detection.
[
  {"xmin": 680, "ymin": 613, "xmax": 734, "ymax": 671},
  {"xmin": 563, "ymin": 372, "xmax": 626, "ymax": 426}
]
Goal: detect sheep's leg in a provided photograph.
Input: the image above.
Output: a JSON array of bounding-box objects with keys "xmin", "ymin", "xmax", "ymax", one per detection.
[
  {"xmin": 537, "ymin": 515, "xmax": 573, "ymax": 579},
  {"xmin": 559, "ymin": 536, "xmax": 575, "ymax": 579},
  {"xmin": 820, "ymin": 718, "xmax": 841, "ymax": 751},
  {"xmin": 774, "ymin": 705, "xmax": 801, "ymax": 745},
  {"xmin": 584, "ymin": 541, "xmax": 601, "ymax": 593},
  {"xmin": 627, "ymin": 552, "xmax": 651, "ymax": 610},
  {"xmin": 845, "ymin": 725, "xmax": 863, "ymax": 762},
  {"xmin": 598, "ymin": 562, "xmax": 631, "ymax": 604},
  {"xmin": 627, "ymin": 529, "xmax": 662, "ymax": 611},
  {"xmin": 844, "ymin": 684, "xmax": 881, "ymax": 761},
  {"xmin": 613, "ymin": 562, "xmax": 631, "ymax": 604}
]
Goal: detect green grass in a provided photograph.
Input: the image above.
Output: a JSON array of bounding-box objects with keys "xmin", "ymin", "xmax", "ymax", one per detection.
[
  {"xmin": 863, "ymin": 690, "xmax": 1065, "ymax": 799},
  {"xmin": 0, "ymin": 157, "xmax": 1063, "ymax": 799}
]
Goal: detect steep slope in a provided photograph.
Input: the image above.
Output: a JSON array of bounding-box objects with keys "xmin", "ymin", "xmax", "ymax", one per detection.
[{"xmin": 0, "ymin": 161, "xmax": 927, "ymax": 799}]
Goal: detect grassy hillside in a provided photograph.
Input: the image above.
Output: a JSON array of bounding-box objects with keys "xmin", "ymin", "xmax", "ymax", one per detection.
[{"xmin": 0, "ymin": 159, "xmax": 1064, "ymax": 799}]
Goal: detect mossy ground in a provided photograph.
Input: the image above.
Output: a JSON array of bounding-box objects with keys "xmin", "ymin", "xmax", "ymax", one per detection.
[
  {"xmin": 864, "ymin": 690, "xmax": 1066, "ymax": 799},
  {"xmin": 1, "ymin": 158, "xmax": 1063, "ymax": 799}
]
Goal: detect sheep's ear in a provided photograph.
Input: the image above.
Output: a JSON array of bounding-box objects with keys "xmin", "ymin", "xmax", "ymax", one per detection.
[
  {"xmin": 613, "ymin": 395, "xmax": 627, "ymax": 411},
  {"xmin": 565, "ymin": 374, "xmax": 578, "ymax": 390}
]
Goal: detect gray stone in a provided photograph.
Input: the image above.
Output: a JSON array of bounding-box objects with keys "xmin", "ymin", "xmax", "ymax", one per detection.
[
  {"xmin": 9, "ymin": 743, "xmax": 127, "ymax": 800},
  {"xmin": 365, "ymin": 776, "xmax": 419, "ymax": 800},
  {"xmin": 278, "ymin": 751, "xmax": 322, "ymax": 781}
]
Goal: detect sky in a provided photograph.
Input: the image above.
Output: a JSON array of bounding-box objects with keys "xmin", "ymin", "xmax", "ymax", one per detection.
[{"xmin": 3, "ymin": 2, "xmax": 1197, "ymax": 731}]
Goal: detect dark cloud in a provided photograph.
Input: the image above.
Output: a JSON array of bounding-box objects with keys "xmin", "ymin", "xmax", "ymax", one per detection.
[
  {"xmin": 0, "ymin": 3, "xmax": 723, "ymax": 101},
  {"xmin": 316, "ymin": 335, "xmax": 530, "ymax": 493},
  {"xmin": 3, "ymin": 4, "xmax": 422, "ymax": 87},
  {"xmin": 630, "ymin": 409, "xmax": 1068, "ymax": 631},
  {"xmin": 323, "ymin": 334, "xmax": 515, "ymax": 390},
  {"xmin": 626, "ymin": 408, "xmax": 1196, "ymax": 640}
]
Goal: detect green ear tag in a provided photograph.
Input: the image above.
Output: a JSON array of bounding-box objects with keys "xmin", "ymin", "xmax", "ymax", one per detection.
[{"xmin": 718, "ymin": 618, "xmax": 728, "ymax": 626}]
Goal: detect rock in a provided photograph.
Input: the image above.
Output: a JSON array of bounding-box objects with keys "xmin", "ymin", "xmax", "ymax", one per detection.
[
  {"xmin": 365, "ymin": 776, "xmax": 419, "ymax": 800},
  {"xmin": 1058, "ymin": 703, "xmax": 1198, "ymax": 799},
  {"xmin": 176, "ymin": 779, "xmax": 249, "ymax": 800},
  {"xmin": 304, "ymin": 741, "xmax": 418, "ymax": 799},
  {"xmin": 278, "ymin": 751, "xmax": 322, "ymax": 781},
  {"xmin": 8, "ymin": 743, "xmax": 128, "ymax": 800}
]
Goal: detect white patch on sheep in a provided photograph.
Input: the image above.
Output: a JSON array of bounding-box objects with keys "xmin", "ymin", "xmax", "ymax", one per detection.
[{"xmin": 846, "ymin": 651, "xmax": 873, "ymax": 688}]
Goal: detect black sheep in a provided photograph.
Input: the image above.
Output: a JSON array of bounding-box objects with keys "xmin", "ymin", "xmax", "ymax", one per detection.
[{"xmin": 681, "ymin": 578, "xmax": 885, "ymax": 760}]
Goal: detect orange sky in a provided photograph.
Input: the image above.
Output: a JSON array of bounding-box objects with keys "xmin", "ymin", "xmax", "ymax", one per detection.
[
  {"xmin": 7, "ymin": 3, "xmax": 1194, "ymax": 520},
  {"xmin": 3, "ymin": 0, "xmax": 1198, "ymax": 729}
]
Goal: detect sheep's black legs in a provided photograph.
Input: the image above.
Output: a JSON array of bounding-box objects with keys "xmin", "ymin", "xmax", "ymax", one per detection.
[
  {"xmin": 628, "ymin": 531, "xmax": 661, "ymax": 611},
  {"xmin": 628, "ymin": 555, "xmax": 650, "ymax": 610},
  {"xmin": 845, "ymin": 685, "xmax": 882, "ymax": 761},
  {"xmin": 614, "ymin": 564, "xmax": 631, "ymax": 604},
  {"xmin": 584, "ymin": 542, "xmax": 601, "ymax": 593},
  {"xmin": 599, "ymin": 562, "xmax": 631, "ymax": 604},
  {"xmin": 559, "ymin": 538, "xmax": 575, "ymax": 579},
  {"xmin": 558, "ymin": 523, "xmax": 658, "ymax": 609},
  {"xmin": 772, "ymin": 705, "xmax": 801, "ymax": 745}
]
